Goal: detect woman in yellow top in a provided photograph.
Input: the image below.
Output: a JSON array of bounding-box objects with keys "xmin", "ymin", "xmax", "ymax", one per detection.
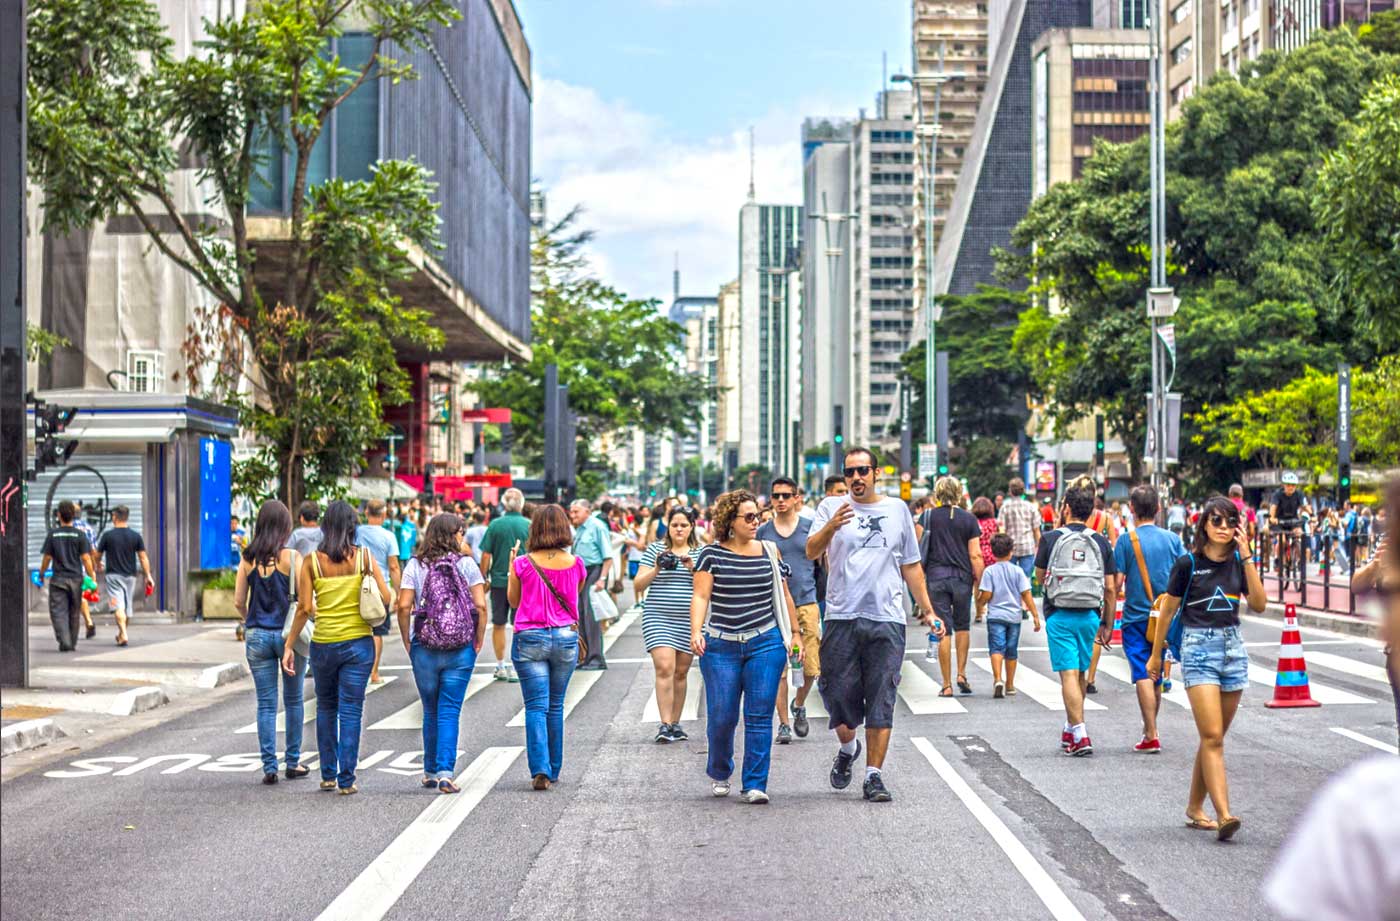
[{"xmin": 282, "ymin": 500, "xmax": 391, "ymax": 794}]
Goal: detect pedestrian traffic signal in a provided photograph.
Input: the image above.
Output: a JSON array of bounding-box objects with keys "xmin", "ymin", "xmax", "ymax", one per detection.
[
  {"xmin": 1338, "ymin": 463, "xmax": 1351, "ymax": 503},
  {"xmin": 833, "ymin": 433, "xmax": 843, "ymax": 445},
  {"xmin": 937, "ymin": 463, "xmax": 949, "ymax": 476},
  {"xmin": 1094, "ymin": 414, "xmax": 1105, "ymax": 468}
]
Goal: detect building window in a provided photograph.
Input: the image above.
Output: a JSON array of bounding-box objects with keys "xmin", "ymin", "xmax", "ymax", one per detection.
[
  {"xmin": 1172, "ymin": 0, "xmax": 1192, "ymax": 24},
  {"xmin": 1171, "ymin": 38, "xmax": 1193, "ymax": 65},
  {"xmin": 126, "ymin": 350, "xmax": 165, "ymax": 393}
]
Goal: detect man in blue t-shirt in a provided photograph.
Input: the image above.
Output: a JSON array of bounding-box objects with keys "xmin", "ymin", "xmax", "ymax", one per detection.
[
  {"xmin": 757, "ymin": 476, "xmax": 821, "ymax": 743},
  {"xmin": 355, "ymin": 499, "xmax": 400, "ymax": 684},
  {"xmin": 1112, "ymin": 484, "xmax": 1186, "ymax": 754}
]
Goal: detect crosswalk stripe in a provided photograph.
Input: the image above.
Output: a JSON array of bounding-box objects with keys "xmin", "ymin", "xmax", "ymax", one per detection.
[
  {"xmin": 603, "ymin": 606, "xmax": 640, "ymax": 652},
  {"xmin": 899, "ymin": 661, "xmax": 967, "ymax": 714},
  {"xmin": 235, "ymin": 675, "xmax": 398, "ymax": 734},
  {"xmin": 312, "ymin": 746, "xmax": 522, "ymax": 921},
  {"xmin": 642, "ymin": 670, "xmax": 703, "ymax": 723},
  {"xmin": 1241, "ymin": 613, "xmax": 1385, "ymax": 649},
  {"xmin": 969, "ymin": 656, "xmax": 1106, "ymax": 711},
  {"xmin": 1091, "ymin": 655, "xmax": 1191, "ymax": 708},
  {"xmin": 1246, "ymin": 664, "xmax": 1372, "ymax": 704},
  {"xmin": 367, "ymin": 671, "xmax": 495, "ymax": 731},
  {"xmin": 506, "ymin": 669, "xmax": 605, "ymax": 727},
  {"xmin": 1329, "ymin": 727, "xmax": 1398, "ymax": 755},
  {"xmin": 1295, "ymin": 650, "xmax": 1391, "ymax": 685}
]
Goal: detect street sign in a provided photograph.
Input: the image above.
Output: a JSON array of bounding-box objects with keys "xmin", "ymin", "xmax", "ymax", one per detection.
[
  {"xmin": 918, "ymin": 443, "xmax": 937, "ymax": 479},
  {"xmin": 462, "ymin": 408, "xmax": 512, "ymax": 424},
  {"xmin": 1337, "ymin": 363, "xmax": 1351, "ymax": 466},
  {"xmin": 899, "ymin": 480, "xmax": 912, "ymax": 501}
]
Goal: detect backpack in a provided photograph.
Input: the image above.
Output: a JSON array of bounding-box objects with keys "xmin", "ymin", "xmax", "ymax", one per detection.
[
  {"xmin": 414, "ymin": 555, "xmax": 476, "ymax": 650},
  {"xmin": 1043, "ymin": 527, "xmax": 1105, "ymax": 610}
]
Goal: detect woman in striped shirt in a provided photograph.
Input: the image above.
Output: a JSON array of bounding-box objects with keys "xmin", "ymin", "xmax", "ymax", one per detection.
[
  {"xmin": 634, "ymin": 507, "xmax": 702, "ymax": 744},
  {"xmin": 689, "ymin": 491, "xmax": 803, "ymax": 804}
]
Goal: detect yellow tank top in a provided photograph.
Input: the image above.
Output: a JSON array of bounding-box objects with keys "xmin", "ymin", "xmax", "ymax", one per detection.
[{"xmin": 310, "ymin": 550, "xmax": 374, "ymax": 645}]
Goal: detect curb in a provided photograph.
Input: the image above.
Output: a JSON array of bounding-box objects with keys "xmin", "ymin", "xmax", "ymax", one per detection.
[
  {"xmin": 1, "ymin": 719, "xmax": 66, "ymax": 757},
  {"xmin": 108, "ymin": 686, "xmax": 169, "ymax": 716},
  {"xmin": 195, "ymin": 662, "xmax": 249, "ymax": 689},
  {"xmin": 1259, "ymin": 601, "xmax": 1380, "ymax": 640}
]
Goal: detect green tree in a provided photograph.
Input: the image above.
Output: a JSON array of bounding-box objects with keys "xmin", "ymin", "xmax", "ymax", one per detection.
[
  {"xmin": 729, "ymin": 463, "xmax": 774, "ymax": 494},
  {"xmin": 1358, "ymin": 8, "xmax": 1400, "ymax": 55},
  {"xmin": 899, "ymin": 284, "xmax": 1030, "ymax": 448},
  {"xmin": 960, "ymin": 436, "xmax": 1017, "ymax": 501},
  {"xmin": 27, "ymin": 0, "xmax": 456, "ymax": 505},
  {"xmin": 1313, "ymin": 73, "xmax": 1400, "ymax": 348},
  {"xmin": 469, "ymin": 209, "xmax": 715, "ymax": 481}
]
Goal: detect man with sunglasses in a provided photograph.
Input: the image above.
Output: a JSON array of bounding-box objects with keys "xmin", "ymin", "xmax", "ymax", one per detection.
[
  {"xmin": 758, "ymin": 476, "xmax": 822, "ymax": 742},
  {"xmin": 807, "ymin": 447, "xmax": 944, "ymax": 802}
]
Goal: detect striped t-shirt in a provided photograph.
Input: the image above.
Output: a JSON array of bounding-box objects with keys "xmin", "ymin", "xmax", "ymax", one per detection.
[{"xmin": 695, "ymin": 544, "xmax": 785, "ymax": 633}]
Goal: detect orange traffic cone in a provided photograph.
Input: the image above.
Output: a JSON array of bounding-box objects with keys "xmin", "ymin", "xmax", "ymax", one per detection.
[
  {"xmin": 1111, "ymin": 598, "xmax": 1124, "ymax": 645},
  {"xmin": 1265, "ymin": 604, "xmax": 1320, "ymax": 709}
]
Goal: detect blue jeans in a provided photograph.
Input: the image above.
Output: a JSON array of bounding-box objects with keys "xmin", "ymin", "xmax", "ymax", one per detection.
[
  {"xmin": 986, "ymin": 620, "xmax": 1022, "ymax": 659},
  {"xmin": 410, "ymin": 642, "xmax": 478, "ymax": 780},
  {"xmin": 698, "ymin": 626, "xmax": 786, "ymax": 793},
  {"xmin": 309, "ymin": 636, "xmax": 374, "ymax": 788},
  {"xmin": 512, "ymin": 627, "xmax": 578, "ymax": 780},
  {"xmin": 1012, "ymin": 555, "xmax": 1035, "ymax": 579},
  {"xmin": 245, "ymin": 627, "xmax": 306, "ymax": 773}
]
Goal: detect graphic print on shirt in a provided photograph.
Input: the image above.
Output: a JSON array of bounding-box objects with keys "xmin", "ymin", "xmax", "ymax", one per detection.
[
  {"xmin": 856, "ymin": 514, "xmax": 888, "ymax": 549},
  {"xmin": 1202, "ymin": 585, "xmax": 1240, "ymax": 612}
]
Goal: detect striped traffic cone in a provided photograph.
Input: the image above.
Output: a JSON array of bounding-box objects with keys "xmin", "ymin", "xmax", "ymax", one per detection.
[
  {"xmin": 1265, "ymin": 604, "xmax": 1320, "ymax": 709},
  {"xmin": 1111, "ymin": 598, "xmax": 1123, "ymax": 645}
]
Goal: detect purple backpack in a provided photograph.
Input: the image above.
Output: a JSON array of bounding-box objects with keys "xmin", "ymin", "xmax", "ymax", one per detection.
[{"xmin": 414, "ymin": 555, "xmax": 476, "ymax": 650}]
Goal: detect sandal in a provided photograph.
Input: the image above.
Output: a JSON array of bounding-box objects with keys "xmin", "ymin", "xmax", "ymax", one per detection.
[
  {"xmin": 1184, "ymin": 816, "xmax": 1218, "ymax": 831},
  {"xmin": 957, "ymin": 677, "xmax": 973, "ymax": 695},
  {"xmin": 1216, "ymin": 816, "xmax": 1242, "ymax": 841},
  {"xmin": 939, "ymin": 686, "xmax": 955, "ymax": 698},
  {"xmin": 422, "ymin": 776, "xmax": 438, "ymax": 788},
  {"xmin": 437, "ymin": 779, "xmax": 461, "ymax": 795}
]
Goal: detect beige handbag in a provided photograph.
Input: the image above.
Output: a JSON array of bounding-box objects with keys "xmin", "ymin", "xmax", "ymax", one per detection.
[{"xmin": 356, "ymin": 549, "xmax": 388, "ymax": 627}]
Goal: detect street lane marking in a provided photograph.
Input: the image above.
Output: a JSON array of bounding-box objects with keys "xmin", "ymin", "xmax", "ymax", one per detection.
[
  {"xmin": 911, "ymin": 737, "xmax": 1087, "ymax": 921},
  {"xmin": 642, "ymin": 670, "xmax": 703, "ymax": 723},
  {"xmin": 1246, "ymin": 664, "xmax": 1372, "ymax": 705},
  {"xmin": 1329, "ymin": 727, "xmax": 1398, "ymax": 755},
  {"xmin": 1091, "ymin": 656, "xmax": 1191, "ymax": 709},
  {"xmin": 1241, "ymin": 614, "xmax": 1384, "ymax": 649},
  {"xmin": 368, "ymin": 672, "xmax": 494, "ymax": 730},
  {"xmin": 312, "ymin": 746, "xmax": 521, "ymax": 921},
  {"xmin": 602, "ymin": 606, "xmax": 640, "ymax": 653},
  {"xmin": 506, "ymin": 669, "xmax": 605, "ymax": 727},
  {"xmin": 1295, "ymin": 650, "xmax": 1391, "ymax": 685},
  {"xmin": 235, "ymin": 676, "xmax": 398, "ymax": 734},
  {"xmin": 970, "ymin": 657, "xmax": 1106, "ymax": 712},
  {"xmin": 899, "ymin": 662, "xmax": 968, "ymax": 714}
]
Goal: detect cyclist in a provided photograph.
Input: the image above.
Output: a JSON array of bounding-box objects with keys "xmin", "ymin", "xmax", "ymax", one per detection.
[{"xmin": 1269, "ymin": 473, "xmax": 1306, "ymax": 584}]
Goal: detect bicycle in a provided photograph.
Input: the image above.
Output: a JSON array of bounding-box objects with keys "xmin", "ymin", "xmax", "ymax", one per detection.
[{"xmin": 1274, "ymin": 521, "xmax": 1305, "ymax": 591}]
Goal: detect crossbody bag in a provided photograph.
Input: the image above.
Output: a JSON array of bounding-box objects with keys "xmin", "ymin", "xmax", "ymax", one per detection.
[{"xmin": 525, "ymin": 556, "xmax": 588, "ymax": 666}]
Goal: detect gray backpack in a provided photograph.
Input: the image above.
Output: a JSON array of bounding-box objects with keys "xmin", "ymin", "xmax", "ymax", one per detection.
[{"xmin": 1044, "ymin": 527, "xmax": 1105, "ymax": 609}]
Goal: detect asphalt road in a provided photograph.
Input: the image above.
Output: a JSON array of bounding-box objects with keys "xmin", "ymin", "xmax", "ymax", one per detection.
[{"xmin": 1, "ymin": 602, "xmax": 1394, "ymax": 921}]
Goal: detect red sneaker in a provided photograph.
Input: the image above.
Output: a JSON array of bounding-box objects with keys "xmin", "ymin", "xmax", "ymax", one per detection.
[
  {"xmin": 1134, "ymin": 737, "xmax": 1161, "ymax": 754},
  {"xmin": 1060, "ymin": 730, "xmax": 1073, "ymax": 751},
  {"xmin": 1066, "ymin": 737, "xmax": 1094, "ymax": 757}
]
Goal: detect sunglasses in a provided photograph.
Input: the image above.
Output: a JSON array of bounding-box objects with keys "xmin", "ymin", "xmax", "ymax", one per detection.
[
  {"xmin": 770, "ymin": 492, "xmax": 796, "ymax": 500},
  {"xmin": 1207, "ymin": 514, "xmax": 1240, "ymax": 528},
  {"xmin": 843, "ymin": 465, "xmax": 873, "ymax": 478},
  {"xmin": 739, "ymin": 512, "xmax": 761, "ymax": 524}
]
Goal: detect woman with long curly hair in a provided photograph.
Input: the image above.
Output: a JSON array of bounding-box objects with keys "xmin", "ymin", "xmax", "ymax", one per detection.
[{"xmin": 688, "ymin": 491, "xmax": 802, "ymax": 804}]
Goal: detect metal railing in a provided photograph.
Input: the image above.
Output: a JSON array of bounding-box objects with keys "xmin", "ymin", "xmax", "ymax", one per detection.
[{"xmin": 1259, "ymin": 532, "xmax": 1363, "ymax": 616}]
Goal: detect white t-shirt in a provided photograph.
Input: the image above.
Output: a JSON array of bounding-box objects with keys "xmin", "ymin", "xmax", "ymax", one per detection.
[
  {"xmin": 811, "ymin": 495, "xmax": 921, "ymax": 623},
  {"xmin": 1264, "ymin": 755, "xmax": 1400, "ymax": 921},
  {"xmin": 979, "ymin": 561, "xmax": 1032, "ymax": 623},
  {"xmin": 398, "ymin": 554, "xmax": 485, "ymax": 641}
]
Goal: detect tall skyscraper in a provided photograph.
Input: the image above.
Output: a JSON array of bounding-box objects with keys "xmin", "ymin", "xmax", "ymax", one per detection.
[
  {"xmin": 738, "ymin": 201, "xmax": 803, "ymax": 471},
  {"xmin": 716, "ymin": 278, "xmax": 742, "ymax": 482}
]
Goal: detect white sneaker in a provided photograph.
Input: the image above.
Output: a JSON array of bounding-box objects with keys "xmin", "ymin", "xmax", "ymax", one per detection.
[
  {"xmin": 711, "ymin": 781, "xmax": 731, "ymax": 797},
  {"xmin": 739, "ymin": 788, "xmax": 770, "ymax": 804},
  {"xmin": 493, "ymin": 664, "xmax": 509, "ymax": 681},
  {"xmin": 925, "ymin": 633, "xmax": 938, "ymax": 662}
]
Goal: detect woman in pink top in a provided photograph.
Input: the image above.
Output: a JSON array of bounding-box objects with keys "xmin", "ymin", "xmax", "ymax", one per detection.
[{"xmin": 507, "ymin": 504, "xmax": 586, "ymax": 789}]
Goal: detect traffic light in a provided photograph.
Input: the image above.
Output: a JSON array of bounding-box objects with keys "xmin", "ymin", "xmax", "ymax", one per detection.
[
  {"xmin": 1338, "ymin": 463, "xmax": 1351, "ymax": 503},
  {"xmin": 31, "ymin": 397, "xmax": 78, "ymax": 476},
  {"xmin": 1094, "ymin": 414, "xmax": 1105, "ymax": 468},
  {"xmin": 937, "ymin": 461, "xmax": 949, "ymax": 476}
]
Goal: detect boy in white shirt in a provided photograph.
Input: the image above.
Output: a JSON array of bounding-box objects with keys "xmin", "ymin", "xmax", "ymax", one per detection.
[{"xmin": 976, "ymin": 533, "xmax": 1040, "ymax": 698}]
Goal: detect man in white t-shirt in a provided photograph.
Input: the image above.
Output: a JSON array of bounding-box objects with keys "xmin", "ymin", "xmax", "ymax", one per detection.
[{"xmin": 807, "ymin": 446, "xmax": 944, "ymax": 803}]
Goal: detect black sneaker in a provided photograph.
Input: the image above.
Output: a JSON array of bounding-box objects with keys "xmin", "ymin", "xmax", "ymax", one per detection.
[
  {"xmin": 777, "ymin": 723, "xmax": 792, "ymax": 745},
  {"xmin": 830, "ymin": 740, "xmax": 861, "ymax": 790},
  {"xmin": 654, "ymin": 723, "xmax": 672, "ymax": 744},
  {"xmin": 863, "ymin": 772, "xmax": 893, "ymax": 802},
  {"xmin": 792, "ymin": 703, "xmax": 809, "ymax": 738},
  {"xmin": 669, "ymin": 723, "xmax": 688, "ymax": 741},
  {"xmin": 1086, "ymin": 682, "xmax": 1098, "ymax": 695}
]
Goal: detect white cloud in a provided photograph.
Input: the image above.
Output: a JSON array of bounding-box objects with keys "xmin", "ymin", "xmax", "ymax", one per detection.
[{"xmin": 532, "ymin": 76, "xmax": 809, "ymax": 307}]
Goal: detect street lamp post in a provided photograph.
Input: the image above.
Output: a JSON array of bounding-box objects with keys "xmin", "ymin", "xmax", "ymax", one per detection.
[{"xmin": 1147, "ymin": 0, "xmax": 1173, "ymax": 497}]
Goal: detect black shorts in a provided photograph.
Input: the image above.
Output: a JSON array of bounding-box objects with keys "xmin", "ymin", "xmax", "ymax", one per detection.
[
  {"xmin": 817, "ymin": 619, "xmax": 906, "ymax": 730},
  {"xmin": 490, "ymin": 586, "xmax": 515, "ymax": 627},
  {"xmin": 373, "ymin": 601, "xmax": 393, "ymax": 636},
  {"xmin": 927, "ymin": 574, "xmax": 973, "ymax": 632}
]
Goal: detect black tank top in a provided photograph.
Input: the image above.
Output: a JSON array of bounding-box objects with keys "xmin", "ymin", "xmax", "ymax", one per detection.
[{"xmin": 245, "ymin": 562, "xmax": 292, "ymax": 631}]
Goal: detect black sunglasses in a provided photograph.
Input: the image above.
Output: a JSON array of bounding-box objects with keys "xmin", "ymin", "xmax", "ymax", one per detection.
[
  {"xmin": 1207, "ymin": 514, "xmax": 1240, "ymax": 528},
  {"xmin": 843, "ymin": 465, "xmax": 873, "ymax": 478},
  {"xmin": 771, "ymin": 492, "xmax": 796, "ymax": 500}
]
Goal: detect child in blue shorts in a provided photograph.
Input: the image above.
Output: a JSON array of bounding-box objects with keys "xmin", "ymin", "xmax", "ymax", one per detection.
[{"xmin": 976, "ymin": 533, "xmax": 1041, "ymax": 699}]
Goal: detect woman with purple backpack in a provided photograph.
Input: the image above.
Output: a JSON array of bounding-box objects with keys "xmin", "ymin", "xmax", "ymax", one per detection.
[{"xmin": 395, "ymin": 514, "xmax": 487, "ymax": 794}]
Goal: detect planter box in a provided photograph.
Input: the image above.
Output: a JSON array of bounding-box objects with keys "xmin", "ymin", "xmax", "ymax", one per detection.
[{"xmin": 202, "ymin": 587, "xmax": 239, "ymax": 620}]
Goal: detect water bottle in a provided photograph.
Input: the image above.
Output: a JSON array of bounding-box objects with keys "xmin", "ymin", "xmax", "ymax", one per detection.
[{"xmin": 788, "ymin": 644, "xmax": 803, "ymax": 687}]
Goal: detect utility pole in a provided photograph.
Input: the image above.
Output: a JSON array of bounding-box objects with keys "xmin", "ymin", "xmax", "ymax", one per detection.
[
  {"xmin": 1146, "ymin": 0, "xmax": 1173, "ymax": 496},
  {"xmin": 1, "ymin": 0, "xmax": 29, "ymax": 687}
]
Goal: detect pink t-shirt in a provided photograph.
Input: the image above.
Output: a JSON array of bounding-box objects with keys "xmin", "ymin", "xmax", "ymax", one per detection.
[{"xmin": 512, "ymin": 555, "xmax": 587, "ymax": 631}]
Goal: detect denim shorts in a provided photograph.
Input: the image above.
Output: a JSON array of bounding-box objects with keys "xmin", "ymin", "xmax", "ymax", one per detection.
[
  {"xmin": 1180, "ymin": 626, "xmax": 1249, "ymax": 692},
  {"xmin": 986, "ymin": 620, "xmax": 1022, "ymax": 660}
]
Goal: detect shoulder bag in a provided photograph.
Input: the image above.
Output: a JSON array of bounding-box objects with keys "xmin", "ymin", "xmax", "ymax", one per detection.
[
  {"xmin": 1130, "ymin": 532, "xmax": 1167, "ymax": 644},
  {"xmin": 761, "ymin": 541, "xmax": 795, "ymax": 650},
  {"xmin": 280, "ymin": 550, "xmax": 313, "ymax": 657},
  {"xmin": 357, "ymin": 548, "xmax": 388, "ymax": 627},
  {"xmin": 525, "ymin": 556, "xmax": 588, "ymax": 666}
]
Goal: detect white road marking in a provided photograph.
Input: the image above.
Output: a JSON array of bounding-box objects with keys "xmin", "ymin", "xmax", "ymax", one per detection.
[
  {"xmin": 970, "ymin": 657, "xmax": 1106, "ymax": 712},
  {"xmin": 642, "ymin": 670, "xmax": 703, "ymax": 723},
  {"xmin": 1241, "ymin": 613, "xmax": 1384, "ymax": 649},
  {"xmin": 602, "ymin": 606, "xmax": 640, "ymax": 652},
  {"xmin": 899, "ymin": 661, "xmax": 968, "ymax": 714},
  {"xmin": 1091, "ymin": 656, "xmax": 1191, "ymax": 709},
  {"xmin": 312, "ymin": 746, "xmax": 521, "ymax": 921},
  {"xmin": 1246, "ymin": 664, "xmax": 1372, "ymax": 705},
  {"xmin": 506, "ymin": 669, "xmax": 605, "ymax": 727},
  {"xmin": 367, "ymin": 672, "xmax": 494, "ymax": 730},
  {"xmin": 1295, "ymin": 650, "xmax": 1391, "ymax": 685},
  {"xmin": 912, "ymin": 737, "xmax": 1087, "ymax": 921},
  {"xmin": 1329, "ymin": 727, "xmax": 1398, "ymax": 755},
  {"xmin": 235, "ymin": 676, "xmax": 398, "ymax": 734}
]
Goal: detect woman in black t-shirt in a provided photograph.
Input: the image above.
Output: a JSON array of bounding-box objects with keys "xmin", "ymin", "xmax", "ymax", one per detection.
[{"xmin": 1148, "ymin": 495, "xmax": 1265, "ymax": 841}]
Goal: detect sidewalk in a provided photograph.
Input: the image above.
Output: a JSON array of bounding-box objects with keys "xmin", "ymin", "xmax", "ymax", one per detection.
[{"xmin": 1, "ymin": 620, "xmax": 250, "ymax": 767}]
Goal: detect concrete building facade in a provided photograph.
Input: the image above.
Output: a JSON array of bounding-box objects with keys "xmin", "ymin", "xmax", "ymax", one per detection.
[{"xmin": 737, "ymin": 202, "xmax": 803, "ymax": 472}]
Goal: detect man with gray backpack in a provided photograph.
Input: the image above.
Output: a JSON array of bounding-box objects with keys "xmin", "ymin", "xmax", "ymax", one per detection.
[{"xmin": 1034, "ymin": 483, "xmax": 1117, "ymax": 757}]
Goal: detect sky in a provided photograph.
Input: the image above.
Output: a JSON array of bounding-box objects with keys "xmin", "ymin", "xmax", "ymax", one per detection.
[{"xmin": 517, "ymin": 0, "xmax": 911, "ymax": 309}]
